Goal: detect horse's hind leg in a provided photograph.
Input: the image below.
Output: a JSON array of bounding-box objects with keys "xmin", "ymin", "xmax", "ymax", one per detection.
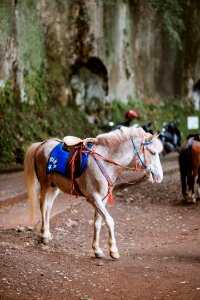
[
  {"xmin": 187, "ymin": 174, "xmax": 196, "ymax": 203},
  {"xmin": 179, "ymin": 154, "xmax": 187, "ymax": 200},
  {"xmin": 40, "ymin": 187, "xmax": 59, "ymax": 243},
  {"xmin": 180, "ymin": 171, "xmax": 187, "ymax": 200},
  {"xmin": 197, "ymin": 168, "xmax": 200, "ymax": 199}
]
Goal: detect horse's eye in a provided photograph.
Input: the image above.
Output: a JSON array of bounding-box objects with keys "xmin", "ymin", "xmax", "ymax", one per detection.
[{"xmin": 148, "ymin": 149, "xmax": 156, "ymax": 156}]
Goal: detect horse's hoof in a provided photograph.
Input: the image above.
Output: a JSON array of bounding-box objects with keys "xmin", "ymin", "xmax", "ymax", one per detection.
[
  {"xmin": 41, "ymin": 237, "xmax": 49, "ymax": 244},
  {"xmin": 183, "ymin": 194, "xmax": 188, "ymax": 202},
  {"xmin": 110, "ymin": 252, "xmax": 120, "ymax": 259},
  {"xmin": 95, "ymin": 252, "xmax": 105, "ymax": 259},
  {"xmin": 190, "ymin": 195, "xmax": 196, "ymax": 203}
]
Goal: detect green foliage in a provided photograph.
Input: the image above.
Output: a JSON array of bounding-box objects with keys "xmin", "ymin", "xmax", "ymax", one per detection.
[
  {"xmin": 0, "ymin": 102, "xmax": 97, "ymax": 166},
  {"xmin": 0, "ymin": 88, "xmax": 198, "ymax": 167},
  {"xmin": 0, "ymin": 81, "xmax": 14, "ymax": 110},
  {"xmin": 149, "ymin": 0, "xmax": 190, "ymax": 49},
  {"xmin": 25, "ymin": 67, "xmax": 49, "ymax": 110},
  {"xmin": 97, "ymin": 0, "xmax": 116, "ymax": 5}
]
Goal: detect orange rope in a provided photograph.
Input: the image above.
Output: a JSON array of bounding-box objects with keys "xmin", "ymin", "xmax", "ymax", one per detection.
[
  {"xmin": 83, "ymin": 148, "xmax": 145, "ymax": 173},
  {"xmin": 70, "ymin": 149, "xmax": 79, "ymax": 194},
  {"xmin": 118, "ymin": 173, "xmax": 146, "ymax": 185},
  {"xmin": 84, "ymin": 147, "xmax": 147, "ymax": 199}
]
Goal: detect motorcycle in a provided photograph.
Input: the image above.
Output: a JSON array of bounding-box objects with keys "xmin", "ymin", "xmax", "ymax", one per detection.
[
  {"xmin": 142, "ymin": 121, "xmax": 155, "ymax": 134},
  {"xmin": 158, "ymin": 121, "xmax": 181, "ymax": 155},
  {"xmin": 104, "ymin": 115, "xmax": 181, "ymax": 156},
  {"xmin": 141, "ymin": 120, "xmax": 181, "ymax": 155}
]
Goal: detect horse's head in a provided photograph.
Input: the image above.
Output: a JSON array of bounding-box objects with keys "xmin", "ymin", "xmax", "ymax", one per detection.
[{"xmin": 139, "ymin": 132, "xmax": 163, "ymax": 183}]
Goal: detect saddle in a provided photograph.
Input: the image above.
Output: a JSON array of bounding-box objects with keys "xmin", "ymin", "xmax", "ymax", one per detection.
[
  {"xmin": 61, "ymin": 136, "xmax": 86, "ymax": 195},
  {"xmin": 62, "ymin": 136, "xmax": 85, "ymax": 179},
  {"xmin": 46, "ymin": 136, "xmax": 94, "ymax": 195}
]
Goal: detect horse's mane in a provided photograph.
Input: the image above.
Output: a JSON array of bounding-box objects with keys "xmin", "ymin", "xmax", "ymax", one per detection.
[
  {"xmin": 95, "ymin": 126, "xmax": 146, "ymax": 146},
  {"xmin": 84, "ymin": 126, "xmax": 163, "ymax": 152}
]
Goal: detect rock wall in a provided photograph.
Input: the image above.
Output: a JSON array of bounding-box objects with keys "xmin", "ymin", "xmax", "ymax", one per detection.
[
  {"xmin": 0, "ymin": 0, "xmax": 200, "ymax": 114},
  {"xmin": 0, "ymin": 0, "xmax": 44, "ymax": 102}
]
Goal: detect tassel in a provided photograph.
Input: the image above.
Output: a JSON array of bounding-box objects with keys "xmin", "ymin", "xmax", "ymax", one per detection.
[{"xmin": 108, "ymin": 187, "xmax": 114, "ymax": 205}]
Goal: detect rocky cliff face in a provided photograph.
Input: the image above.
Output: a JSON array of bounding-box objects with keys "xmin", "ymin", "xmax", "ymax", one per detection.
[{"xmin": 0, "ymin": 0, "xmax": 200, "ymax": 115}]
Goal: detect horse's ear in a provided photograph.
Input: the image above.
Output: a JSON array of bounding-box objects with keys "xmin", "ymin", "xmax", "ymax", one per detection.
[{"xmin": 149, "ymin": 132, "xmax": 160, "ymax": 141}]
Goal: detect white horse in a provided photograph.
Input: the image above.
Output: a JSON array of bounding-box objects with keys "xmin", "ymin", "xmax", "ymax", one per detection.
[{"xmin": 24, "ymin": 126, "xmax": 163, "ymax": 259}]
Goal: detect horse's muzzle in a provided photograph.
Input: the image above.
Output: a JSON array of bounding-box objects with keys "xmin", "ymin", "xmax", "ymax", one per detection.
[{"xmin": 148, "ymin": 171, "xmax": 163, "ymax": 183}]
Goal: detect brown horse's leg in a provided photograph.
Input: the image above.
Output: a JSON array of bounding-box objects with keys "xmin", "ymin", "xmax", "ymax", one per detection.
[
  {"xmin": 197, "ymin": 168, "xmax": 200, "ymax": 199},
  {"xmin": 180, "ymin": 170, "xmax": 187, "ymax": 200},
  {"xmin": 179, "ymin": 152, "xmax": 187, "ymax": 200},
  {"xmin": 187, "ymin": 171, "xmax": 196, "ymax": 203}
]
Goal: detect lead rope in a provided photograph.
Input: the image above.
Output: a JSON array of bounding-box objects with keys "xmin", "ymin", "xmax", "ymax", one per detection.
[
  {"xmin": 117, "ymin": 139, "xmax": 151, "ymax": 186},
  {"xmin": 84, "ymin": 138, "xmax": 153, "ymax": 204},
  {"xmin": 118, "ymin": 172, "xmax": 146, "ymax": 185}
]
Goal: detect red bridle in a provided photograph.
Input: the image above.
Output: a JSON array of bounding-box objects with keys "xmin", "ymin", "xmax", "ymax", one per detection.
[{"xmin": 83, "ymin": 139, "xmax": 152, "ymax": 204}]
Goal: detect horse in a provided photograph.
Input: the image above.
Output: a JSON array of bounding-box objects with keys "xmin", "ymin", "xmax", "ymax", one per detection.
[
  {"xmin": 24, "ymin": 126, "xmax": 163, "ymax": 259},
  {"xmin": 179, "ymin": 135, "xmax": 200, "ymax": 203}
]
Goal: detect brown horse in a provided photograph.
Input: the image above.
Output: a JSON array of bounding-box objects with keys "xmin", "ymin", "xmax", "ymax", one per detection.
[
  {"xmin": 179, "ymin": 136, "xmax": 200, "ymax": 203},
  {"xmin": 24, "ymin": 126, "xmax": 163, "ymax": 259}
]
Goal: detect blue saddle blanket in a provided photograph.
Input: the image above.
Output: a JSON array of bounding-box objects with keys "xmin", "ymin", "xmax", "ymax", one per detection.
[{"xmin": 46, "ymin": 143, "xmax": 92, "ymax": 177}]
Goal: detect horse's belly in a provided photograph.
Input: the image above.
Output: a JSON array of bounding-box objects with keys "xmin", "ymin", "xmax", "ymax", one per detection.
[{"xmin": 50, "ymin": 173, "xmax": 77, "ymax": 195}]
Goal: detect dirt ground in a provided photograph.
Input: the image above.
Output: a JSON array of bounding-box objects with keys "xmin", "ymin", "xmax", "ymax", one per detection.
[{"xmin": 0, "ymin": 171, "xmax": 200, "ymax": 300}]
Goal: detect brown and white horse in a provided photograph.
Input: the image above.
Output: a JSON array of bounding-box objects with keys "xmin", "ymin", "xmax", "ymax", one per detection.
[
  {"xmin": 24, "ymin": 126, "xmax": 163, "ymax": 259},
  {"xmin": 179, "ymin": 136, "xmax": 200, "ymax": 203}
]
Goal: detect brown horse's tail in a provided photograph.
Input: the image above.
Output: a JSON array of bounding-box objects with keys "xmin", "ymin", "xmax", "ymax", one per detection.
[{"xmin": 24, "ymin": 142, "xmax": 41, "ymax": 224}]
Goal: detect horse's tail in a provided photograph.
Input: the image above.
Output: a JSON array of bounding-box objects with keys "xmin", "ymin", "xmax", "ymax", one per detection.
[{"xmin": 24, "ymin": 142, "xmax": 41, "ymax": 223}]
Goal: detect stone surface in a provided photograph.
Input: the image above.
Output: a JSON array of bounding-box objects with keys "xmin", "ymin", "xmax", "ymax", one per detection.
[{"xmin": 0, "ymin": 1, "xmax": 200, "ymax": 113}]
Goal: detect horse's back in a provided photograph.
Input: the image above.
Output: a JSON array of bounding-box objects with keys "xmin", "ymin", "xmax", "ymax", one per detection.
[{"xmin": 192, "ymin": 140, "xmax": 200, "ymax": 154}]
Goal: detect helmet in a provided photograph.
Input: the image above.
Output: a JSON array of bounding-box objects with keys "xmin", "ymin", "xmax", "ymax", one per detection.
[{"xmin": 125, "ymin": 110, "xmax": 138, "ymax": 120}]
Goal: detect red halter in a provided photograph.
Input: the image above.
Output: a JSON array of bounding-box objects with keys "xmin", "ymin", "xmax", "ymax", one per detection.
[{"xmin": 83, "ymin": 139, "xmax": 151, "ymax": 204}]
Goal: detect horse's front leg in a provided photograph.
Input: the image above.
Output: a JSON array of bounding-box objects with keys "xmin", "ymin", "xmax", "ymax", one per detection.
[
  {"xmin": 187, "ymin": 174, "xmax": 196, "ymax": 203},
  {"xmin": 92, "ymin": 194, "xmax": 119, "ymax": 259},
  {"xmin": 92, "ymin": 210, "xmax": 104, "ymax": 258}
]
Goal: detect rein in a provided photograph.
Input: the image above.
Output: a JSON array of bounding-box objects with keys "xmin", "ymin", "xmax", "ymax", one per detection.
[
  {"xmin": 83, "ymin": 138, "xmax": 153, "ymax": 204},
  {"xmin": 84, "ymin": 141, "xmax": 151, "ymax": 172},
  {"xmin": 131, "ymin": 138, "xmax": 153, "ymax": 169}
]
